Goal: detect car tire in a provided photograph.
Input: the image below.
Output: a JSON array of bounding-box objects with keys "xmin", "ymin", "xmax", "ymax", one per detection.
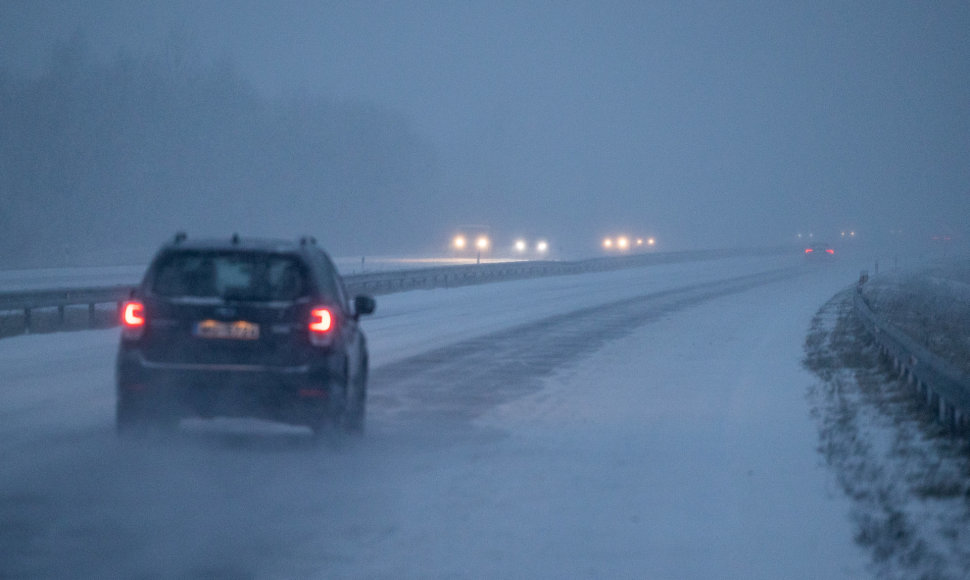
[
  {"xmin": 312, "ymin": 367, "xmax": 365, "ymax": 438},
  {"xmin": 308, "ymin": 380, "xmax": 347, "ymax": 440},
  {"xmin": 343, "ymin": 364, "xmax": 367, "ymax": 435}
]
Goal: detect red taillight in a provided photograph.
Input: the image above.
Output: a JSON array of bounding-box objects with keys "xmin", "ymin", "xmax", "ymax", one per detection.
[
  {"xmin": 309, "ymin": 308, "xmax": 334, "ymax": 346},
  {"xmin": 121, "ymin": 301, "xmax": 145, "ymax": 339},
  {"xmin": 826, "ymin": 248, "xmax": 835, "ymax": 254},
  {"xmin": 804, "ymin": 248, "xmax": 813, "ymax": 253},
  {"xmin": 122, "ymin": 301, "xmax": 145, "ymax": 327},
  {"xmin": 309, "ymin": 308, "xmax": 333, "ymax": 333}
]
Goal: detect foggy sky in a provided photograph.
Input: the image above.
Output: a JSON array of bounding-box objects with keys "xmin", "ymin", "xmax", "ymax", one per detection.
[{"xmin": 2, "ymin": 0, "xmax": 969, "ymax": 260}]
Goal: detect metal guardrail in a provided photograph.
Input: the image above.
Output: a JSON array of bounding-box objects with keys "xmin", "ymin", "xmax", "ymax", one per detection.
[
  {"xmin": 343, "ymin": 247, "xmax": 783, "ymax": 295},
  {"xmin": 343, "ymin": 260, "xmax": 569, "ymax": 296},
  {"xmin": 0, "ymin": 246, "xmax": 786, "ymax": 339},
  {"xmin": 853, "ymin": 285, "xmax": 970, "ymax": 434},
  {"xmin": 0, "ymin": 285, "xmax": 134, "ymax": 337}
]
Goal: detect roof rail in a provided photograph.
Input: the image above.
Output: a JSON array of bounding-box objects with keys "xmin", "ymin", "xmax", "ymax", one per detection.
[
  {"xmin": 300, "ymin": 236, "xmax": 317, "ymax": 246},
  {"xmin": 173, "ymin": 231, "xmax": 187, "ymax": 244}
]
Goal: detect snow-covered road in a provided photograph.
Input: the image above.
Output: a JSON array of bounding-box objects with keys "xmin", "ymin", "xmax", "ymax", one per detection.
[{"xmin": 0, "ymin": 254, "xmax": 872, "ymax": 578}]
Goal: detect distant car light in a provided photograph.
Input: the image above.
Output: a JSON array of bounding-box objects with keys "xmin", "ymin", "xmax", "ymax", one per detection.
[
  {"xmin": 536, "ymin": 240, "xmax": 548, "ymax": 253},
  {"xmin": 805, "ymin": 244, "xmax": 834, "ymax": 257},
  {"xmin": 515, "ymin": 240, "xmax": 527, "ymax": 252}
]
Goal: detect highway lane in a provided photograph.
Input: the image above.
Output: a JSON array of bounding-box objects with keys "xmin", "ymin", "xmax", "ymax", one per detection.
[{"xmin": 0, "ymin": 255, "xmax": 867, "ymax": 578}]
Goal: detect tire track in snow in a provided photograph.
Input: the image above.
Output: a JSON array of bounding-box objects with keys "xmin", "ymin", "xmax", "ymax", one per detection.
[{"xmin": 369, "ymin": 266, "xmax": 804, "ymax": 428}]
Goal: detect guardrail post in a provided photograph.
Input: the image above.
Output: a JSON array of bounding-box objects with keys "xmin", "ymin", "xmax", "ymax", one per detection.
[
  {"xmin": 956, "ymin": 409, "xmax": 968, "ymax": 433},
  {"xmin": 24, "ymin": 308, "xmax": 31, "ymax": 334},
  {"xmin": 942, "ymin": 400, "xmax": 956, "ymax": 431},
  {"xmin": 88, "ymin": 303, "xmax": 96, "ymax": 328},
  {"xmin": 854, "ymin": 284, "xmax": 970, "ymax": 440}
]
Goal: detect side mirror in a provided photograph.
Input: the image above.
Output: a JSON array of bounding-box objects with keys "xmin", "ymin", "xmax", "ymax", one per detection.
[{"xmin": 354, "ymin": 295, "xmax": 376, "ymax": 317}]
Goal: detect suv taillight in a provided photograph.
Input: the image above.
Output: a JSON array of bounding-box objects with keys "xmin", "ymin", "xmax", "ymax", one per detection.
[
  {"xmin": 309, "ymin": 307, "xmax": 334, "ymax": 346},
  {"xmin": 121, "ymin": 301, "xmax": 145, "ymax": 339}
]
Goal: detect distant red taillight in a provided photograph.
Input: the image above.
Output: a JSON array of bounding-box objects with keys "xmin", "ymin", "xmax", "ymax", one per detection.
[
  {"xmin": 804, "ymin": 248, "xmax": 813, "ymax": 253},
  {"xmin": 826, "ymin": 248, "xmax": 835, "ymax": 254},
  {"xmin": 309, "ymin": 307, "xmax": 334, "ymax": 346}
]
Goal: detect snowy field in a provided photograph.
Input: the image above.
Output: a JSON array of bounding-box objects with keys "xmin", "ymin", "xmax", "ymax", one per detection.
[
  {"xmin": 0, "ymin": 264, "xmax": 147, "ymax": 292},
  {"xmin": 0, "ymin": 255, "xmax": 524, "ymax": 292},
  {"xmin": 859, "ymin": 257, "xmax": 970, "ymax": 376},
  {"xmin": 1, "ymin": 253, "xmax": 879, "ymax": 578}
]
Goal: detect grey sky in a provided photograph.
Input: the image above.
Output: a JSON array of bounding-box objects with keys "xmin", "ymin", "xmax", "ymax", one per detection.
[{"xmin": 2, "ymin": 0, "xmax": 968, "ymax": 255}]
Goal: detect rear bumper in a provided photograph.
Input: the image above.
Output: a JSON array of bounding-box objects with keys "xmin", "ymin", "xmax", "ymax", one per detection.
[
  {"xmin": 116, "ymin": 350, "xmax": 344, "ymax": 426},
  {"xmin": 135, "ymin": 357, "xmax": 312, "ymax": 374}
]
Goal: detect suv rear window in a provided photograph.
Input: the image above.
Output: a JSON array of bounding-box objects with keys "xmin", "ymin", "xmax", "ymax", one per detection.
[{"xmin": 151, "ymin": 251, "xmax": 309, "ymax": 302}]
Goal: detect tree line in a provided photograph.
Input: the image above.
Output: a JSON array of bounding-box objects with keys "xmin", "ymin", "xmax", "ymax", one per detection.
[{"xmin": 0, "ymin": 37, "xmax": 436, "ymax": 268}]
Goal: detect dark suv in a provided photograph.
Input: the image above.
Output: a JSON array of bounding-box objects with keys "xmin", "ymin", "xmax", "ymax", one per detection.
[{"xmin": 116, "ymin": 234, "xmax": 375, "ymax": 436}]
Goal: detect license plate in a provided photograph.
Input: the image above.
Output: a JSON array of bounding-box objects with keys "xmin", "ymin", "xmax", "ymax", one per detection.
[{"xmin": 194, "ymin": 319, "xmax": 260, "ymax": 340}]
